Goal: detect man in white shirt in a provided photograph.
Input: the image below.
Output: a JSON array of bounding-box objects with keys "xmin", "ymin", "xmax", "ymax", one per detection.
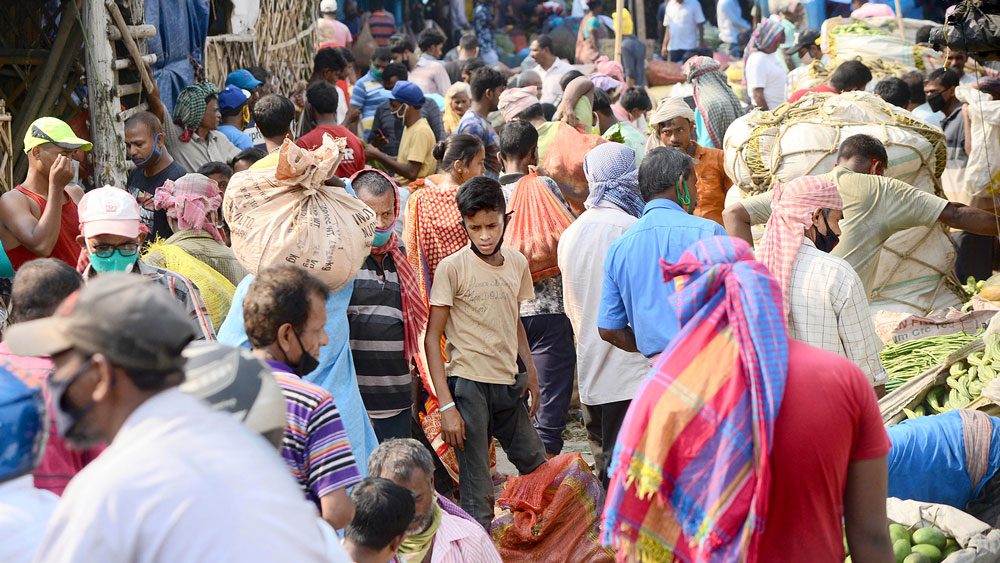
[
  {"xmin": 744, "ymin": 20, "xmax": 787, "ymax": 111},
  {"xmin": 558, "ymin": 143, "xmax": 648, "ymax": 487},
  {"xmin": 529, "ymin": 35, "xmax": 574, "ymax": 104},
  {"xmin": 660, "ymin": 0, "xmax": 705, "ymax": 63},
  {"xmin": 6, "ymin": 275, "xmax": 331, "ymax": 563},
  {"xmin": 717, "ymin": 0, "xmax": 750, "ymax": 59},
  {"xmin": 0, "ymin": 370, "xmax": 57, "ymax": 563},
  {"xmin": 754, "ymin": 176, "xmax": 888, "ymax": 397}
]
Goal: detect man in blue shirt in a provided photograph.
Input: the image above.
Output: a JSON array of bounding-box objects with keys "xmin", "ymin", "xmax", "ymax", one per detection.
[
  {"xmin": 598, "ymin": 146, "xmax": 728, "ymax": 359},
  {"xmin": 345, "ymin": 47, "xmax": 393, "ymax": 139}
]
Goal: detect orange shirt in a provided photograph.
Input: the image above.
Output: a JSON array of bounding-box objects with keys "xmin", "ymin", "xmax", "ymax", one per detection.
[{"xmin": 691, "ymin": 142, "xmax": 732, "ymax": 226}]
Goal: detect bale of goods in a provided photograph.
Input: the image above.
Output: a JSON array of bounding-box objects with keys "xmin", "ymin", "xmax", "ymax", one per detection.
[
  {"xmin": 646, "ymin": 60, "xmax": 685, "ymax": 87},
  {"xmin": 723, "ymin": 91, "xmax": 961, "ymax": 315},
  {"xmin": 884, "ymin": 498, "xmax": 1000, "ymax": 562},
  {"xmin": 819, "ymin": 17, "xmax": 942, "ymax": 72},
  {"xmin": 224, "ymin": 136, "xmax": 376, "ymax": 292}
]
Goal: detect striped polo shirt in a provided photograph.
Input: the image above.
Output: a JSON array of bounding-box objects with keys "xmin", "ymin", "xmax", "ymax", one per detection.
[
  {"xmin": 351, "ymin": 70, "xmax": 392, "ymax": 140},
  {"xmin": 267, "ymin": 361, "xmax": 362, "ymax": 508},
  {"xmin": 347, "ymin": 254, "xmax": 412, "ymax": 418}
]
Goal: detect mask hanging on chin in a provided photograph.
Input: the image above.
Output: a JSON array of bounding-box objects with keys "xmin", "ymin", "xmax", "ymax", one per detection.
[{"xmin": 287, "ymin": 330, "xmax": 320, "ymax": 377}]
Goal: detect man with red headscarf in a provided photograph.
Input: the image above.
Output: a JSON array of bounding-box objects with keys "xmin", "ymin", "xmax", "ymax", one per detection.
[
  {"xmin": 755, "ymin": 176, "xmax": 887, "ymax": 397},
  {"xmin": 347, "ymin": 169, "xmax": 428, "ymax": 442}
]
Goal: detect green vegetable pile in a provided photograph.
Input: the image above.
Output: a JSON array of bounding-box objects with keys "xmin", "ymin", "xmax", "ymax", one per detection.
[
  {"xmin": 903, "ymin": 333, "xmax": 1000, "ymax": 419},
  {"xmin": 845, "ymin": 523, "xmax": 959, "ymax": 563},
  {"xmin": 881, "ymin": 332, "xmax": 979, "ymax": 392},
  {"xmin": 830, "ymin": 22, "xmax": 889, "ymax": 36}
]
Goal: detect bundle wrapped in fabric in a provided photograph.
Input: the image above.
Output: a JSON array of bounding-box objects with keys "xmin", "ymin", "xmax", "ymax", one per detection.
[
  {"xmin": 223, "ymin": 136, "xmax": 376, "ymax": 292},
  {"xmin": 504, "ymin": 173, "xmax": 576, "ymax": 282},
  {"xmin": 723, "ymin": 91, "xmax": 960, "ymax": 315},
  {"xmin": 819, "ymin": 17, "xmax": 943, "ymax": 72}
]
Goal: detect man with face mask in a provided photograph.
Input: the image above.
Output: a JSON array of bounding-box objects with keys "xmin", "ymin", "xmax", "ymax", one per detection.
[
  {"xmin": 368, "ymin": 438, "xmax": 501, "ymax": 562},
  {"xmin": 346, "ymin": 47, "xmax": 393, "ymax": 139},
  {"xmin": 755, "ymin": 176, "xmax": 888, "ymax": 397},
  {"xmin": 347, "ymin": 170, "xmax": 427, "ymax": 441},
  {"xmin": 364, "ymin": 81, "xmax": 437, "ymax": 184},
  {"xmin": 124, "ymin": 112, "xmax": 186, "ymax": 243},
  {"xmin": 6, "ymin": 274, "xmax": 331, "ymax": 562},
  {"xmin": 244, "ymin": 265, "xmax": 362, "ymax": 531},
  {"xmin": 785, "ymin": 29, "xmax": 825, "ymax": 99},
  {"xmin": 76, "ymin": 186, "xmax": 216, "ymax": 341}
]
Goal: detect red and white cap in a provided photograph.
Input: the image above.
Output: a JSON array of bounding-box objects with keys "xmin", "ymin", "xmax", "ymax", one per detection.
[{"xmin": 77, "ymin": 185, "xmax": 141, "ymax": 239}]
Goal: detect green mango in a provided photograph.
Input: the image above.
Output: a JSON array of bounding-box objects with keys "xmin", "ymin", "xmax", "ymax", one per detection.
[
  {"xmin": 912, "ymin": 527, "xmax": 948, "ymax": 551},
  {"xmin": 903, "ymin": 554, "xmax": 931, "ymax": 563},
  {"xmin": 894, "ymin": 538, "xmax": 912, "ymax": 562},
  {"xmin": 911, "ymin": 543, "xmax": 943, "ymax": 563},
  {"xmin": 890, "ymin": 523, "xmax": 913, "ymax": 545}
]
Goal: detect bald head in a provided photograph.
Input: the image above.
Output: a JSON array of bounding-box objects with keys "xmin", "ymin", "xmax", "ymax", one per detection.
[{"xmin": 10, "ymin": 258, "xmax": 84, "ymax": 324}]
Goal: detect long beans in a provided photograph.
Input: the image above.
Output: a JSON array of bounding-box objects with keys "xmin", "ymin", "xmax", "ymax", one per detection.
[{"xmin": 882, "ymin": 332, "xmax": 979, "ymax": 392}]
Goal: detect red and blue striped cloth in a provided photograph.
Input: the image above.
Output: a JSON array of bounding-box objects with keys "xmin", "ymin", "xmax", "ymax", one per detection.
[{"xmin": 601, "ymin": 236, "xmax": 788, "ymax": 562}]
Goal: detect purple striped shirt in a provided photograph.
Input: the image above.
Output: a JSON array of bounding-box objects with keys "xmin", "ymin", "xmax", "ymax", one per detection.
[{"xmin": 267, "ymin": 360, "xmax": 361, "ymax": 508}]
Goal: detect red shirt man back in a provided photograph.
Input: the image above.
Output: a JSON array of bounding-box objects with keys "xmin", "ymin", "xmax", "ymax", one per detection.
[{"xmin": 295, "ymin": 81, "xmax": 367, "ymax": 179}]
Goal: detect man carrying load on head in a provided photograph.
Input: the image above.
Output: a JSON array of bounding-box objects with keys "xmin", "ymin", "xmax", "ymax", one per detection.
[
  {"xmin": 755, "ymin": 176, "xmax": 888, "ymax": 397},
  {"xmin": 724, "ymin": 134, "xmax": 1000, "ymax": 298}
]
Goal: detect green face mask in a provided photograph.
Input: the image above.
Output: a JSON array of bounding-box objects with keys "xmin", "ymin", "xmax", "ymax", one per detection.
[
  {"xmin": 90, "ymin": 250, "xmax": 137, "ymax": 274},
  {"xmin": 371, "ymin": 64, "xmax": 384, "ymax": 81}
]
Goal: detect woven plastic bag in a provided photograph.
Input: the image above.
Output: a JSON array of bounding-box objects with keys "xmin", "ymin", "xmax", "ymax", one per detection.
[
  {"xmin": 541, "ymin": 122, "xmax": 606, "ymax": 214},
  {"xmin": 224, "ymin": 136, "xmax": 376, "ymax": 292},
  {"xmin": 142, "ymin": 242, "xmax": 236, "ymax": 331},
  {"xmin": 956, "ymin": 86, "xmax": 1000, "ymax": 198},
  {"xmin": 504, "ymin": 173, "xmax": 575, "ymax": 282}
]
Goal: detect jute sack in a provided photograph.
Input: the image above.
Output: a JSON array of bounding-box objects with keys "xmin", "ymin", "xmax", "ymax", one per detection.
[
  {"xmin": 224, "ymin": 137, "xmax": 376, "ymax": 292},
  {"xmin": 723, "ymin": 91, "xmax": 961, "ymax": 315}
]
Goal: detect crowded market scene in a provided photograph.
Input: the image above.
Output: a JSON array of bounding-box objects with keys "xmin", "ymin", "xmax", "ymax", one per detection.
[{"xmin": 3, "ymin": 0, "xmax": 1000, "ymax": 560}]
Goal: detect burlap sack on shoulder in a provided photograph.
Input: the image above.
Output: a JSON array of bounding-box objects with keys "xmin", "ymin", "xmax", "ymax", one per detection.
[{"xmin": 224, "ymin": 136, "xmax": 376, "ymax": 291}]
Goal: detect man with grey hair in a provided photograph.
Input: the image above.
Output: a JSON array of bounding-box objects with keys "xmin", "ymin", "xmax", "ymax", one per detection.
[
  {"xmin": 367, "ymin": 439, "xmax": 501, "ymax": 560},
  {"xmin": 598, "ymin": 146, "xmax": 727, "ymax": 361},
  {"xmin": 514, "ymin": 70, "xmax": 543, "ymax": 98}
]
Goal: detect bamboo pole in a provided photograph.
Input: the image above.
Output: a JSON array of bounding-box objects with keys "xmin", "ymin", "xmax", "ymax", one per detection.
[
  {"xmin": 893, "ymin": 0, "xmax": 906, "ymax": 41},
  {"xmin": 634, "ymin": 0, "xmax": 646, "ymax": 45},
  {"xmin": 105, "ymin": 0, "xmax": 155, "ymax": 94},
  {"xmin": 84, "ymin": 0, "xmax": 127, "ymax": 188},
  {"xmin": 614, "ymin": 0, "xmax": 624, "ymax": 63}
]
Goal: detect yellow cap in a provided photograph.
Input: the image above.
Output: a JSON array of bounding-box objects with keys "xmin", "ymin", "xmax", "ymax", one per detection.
[{"xmin": 23, "ymin": 117, "xmax": 92, "ymax": 154}]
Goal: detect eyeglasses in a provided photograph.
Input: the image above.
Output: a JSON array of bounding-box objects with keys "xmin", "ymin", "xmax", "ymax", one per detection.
[{"xmin": 90, "ymin": 243, "xmax": 139, "ymax": 258}]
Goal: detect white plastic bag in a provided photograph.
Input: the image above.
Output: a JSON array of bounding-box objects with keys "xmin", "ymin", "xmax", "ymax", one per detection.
[{"xmin": 956, "ymin": 86, "xmax": 1000, "ymax": 199}]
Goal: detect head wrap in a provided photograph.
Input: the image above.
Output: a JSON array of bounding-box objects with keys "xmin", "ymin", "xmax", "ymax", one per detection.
[
  {"xmin": 755, "ymin": 176, "xmax": 842, "ymax": 318},
  {"xmin": 154, "ymin": 173, "xmax": 225, "ymax": 242},
  {"xmin": 603, "ymin": 236, "xmax": 788, "ymax": 563},
  {"xmin": 498, "ymin": 86, "xmax": 540, "ymax": 122},
  {"xmin": 349, "ymin": 168, "xmax": 428, "ymax": 364},
  {"xmin": 589, "ymin": 72, "xmax": 624, "ymax": 94},
  {"xmin": 583, "ymin": 143, "xmax": 644, "ymax": 218},
  {"xmin": 173, "ymin": 81, "xmax": 220, "ymax": 143},
  {"xmin": 684, "ymin": 56, "xmax": 746, "ymax": 149},
  {"xmin": 645, "ymin": 96, "xmax": 696, "ymax": 152},
  {"xmin": 742, "ymin": 20, "xmax": 786, "ymax": 87},
  {"xmin": 595, "ymin": 56, "xmax": 625, "ymax": 83}
]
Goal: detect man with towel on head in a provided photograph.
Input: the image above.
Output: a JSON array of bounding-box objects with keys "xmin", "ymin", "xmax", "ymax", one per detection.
[
  {"xmin": 647, "ymin": 97, "xmax": 732, "ymax": 226},
  {"xmin": 754, "ymin": 176, "xmax": 888, "ymax": 397}
]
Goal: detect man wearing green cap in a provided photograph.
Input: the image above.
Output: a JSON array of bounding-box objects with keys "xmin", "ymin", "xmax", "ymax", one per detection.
[
  {"xmin": 147, "ymin": 79, "xmax": 239, "ymax": 173},
  {"xmin": 0, "ymin": 117, "xmax": 90, "ymax": 273}
]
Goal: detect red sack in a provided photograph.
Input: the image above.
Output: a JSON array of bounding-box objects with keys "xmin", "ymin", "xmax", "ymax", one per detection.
[
  {"xmin": 504, "ymin": 173, "xmax": 575, "ymax": 282},
  {"xmin": 541, "ymin": 122, "xmax": 606, "ymax": 215},
  {"xmin": 646, "ymin": 59, "xmax": 685, "ymax": 86}
]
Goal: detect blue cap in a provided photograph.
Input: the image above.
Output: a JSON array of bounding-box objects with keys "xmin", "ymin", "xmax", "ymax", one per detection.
[
  {"xmin": 388, "ymin": 81, "xmax": 425, "ymax": 109},
  {"xmin": 218, "ymin": 85, "xmax": 250, "ymax": 114},
  {"xmin": 226, "ymin": 69, "xmax": 263, "ymax": 90}
]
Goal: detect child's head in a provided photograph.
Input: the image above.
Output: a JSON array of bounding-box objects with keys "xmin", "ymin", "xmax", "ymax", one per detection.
[
  {"xmin": 499, "ymin": 120, "xmax": 538, "ymax": 172},
  {"xmin": 433, "ymin": 134, "xmax": 485, "ymax": 184},
  {"xmin": 456, "ymin": 176, "xmax": 507, "ymax": 257}
]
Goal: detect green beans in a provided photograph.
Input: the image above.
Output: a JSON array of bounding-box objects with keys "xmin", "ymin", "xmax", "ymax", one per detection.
[{"xmin": 882, "ymin": 332, "xmax": 979, "ymax": 392}]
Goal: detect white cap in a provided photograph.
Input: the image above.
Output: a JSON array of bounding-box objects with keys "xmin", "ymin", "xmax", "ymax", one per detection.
[
  {"xmin": 321, "ymin": 0, "xmax": 338, "ymax": 12},
  {"xmin": 78, "ymin": 185, "xmax": 141, "ymax": 239}
]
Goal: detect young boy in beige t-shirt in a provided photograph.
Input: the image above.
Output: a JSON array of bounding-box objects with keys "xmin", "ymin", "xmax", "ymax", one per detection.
[{"xmin": 425, "ymin": 176, "xmax": 548, "ymax": 529}]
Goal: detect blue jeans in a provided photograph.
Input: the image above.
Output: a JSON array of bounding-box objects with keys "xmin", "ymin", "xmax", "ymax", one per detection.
[
  {"xmin": 669, "ymin": 49, "xmax": 698, "ymax": 63},
  {"xmin": 370, "ymin": 410, "xmax": 412, "ymax": 442},
  {"xmin": 521, "ymin": 314, "xmax": 576, "ymax": 455}
]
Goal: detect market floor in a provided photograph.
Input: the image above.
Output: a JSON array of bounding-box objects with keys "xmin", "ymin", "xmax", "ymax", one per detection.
[{"xmin": 493, "ymin": 407, "xmax": 595, "ymax": 475}]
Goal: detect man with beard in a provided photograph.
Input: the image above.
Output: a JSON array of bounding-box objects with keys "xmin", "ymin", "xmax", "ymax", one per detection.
[
  {"xmin": 124, "ymin": 111, "xmax": 187, "ymax": 243},
  {"xmin": 5, "ymin": 275, "xmax": 331, "ymax": 562},
  {"xmin": 367, "ymin": 439, "xmax": 501, "ymax": 562}
]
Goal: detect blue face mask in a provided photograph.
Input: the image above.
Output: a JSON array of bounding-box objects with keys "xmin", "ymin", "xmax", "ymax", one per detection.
[
  {"xmin": 372, "ymin": 228, "xmax": 392, "ymax": 247},
  {"xmin": 90, "ymin": 250, "xmax": 137, "ymax": 274},
  {"xmin": 132, "ymin": 133, "xmax": 162, "ymax": 167}
]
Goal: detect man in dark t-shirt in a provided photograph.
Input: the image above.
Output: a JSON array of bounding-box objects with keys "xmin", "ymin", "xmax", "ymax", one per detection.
[{"xmin": 124, "ymin": 111, "xmax": 184, "ymax": 243}]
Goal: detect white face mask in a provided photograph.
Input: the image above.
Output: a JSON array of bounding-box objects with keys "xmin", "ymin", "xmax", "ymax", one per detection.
[
  {"xmin": 393, "ymin": 105, "xmax": 407, "ymax": 120},
  {"xmin": 800, "ymin": 53, "xmax": 814, "ymax": 65}
]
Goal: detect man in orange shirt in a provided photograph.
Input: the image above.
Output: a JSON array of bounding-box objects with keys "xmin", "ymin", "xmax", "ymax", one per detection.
[{"xmin": 647, "ymin": 97, "xmax": 731, "ymax": 225}]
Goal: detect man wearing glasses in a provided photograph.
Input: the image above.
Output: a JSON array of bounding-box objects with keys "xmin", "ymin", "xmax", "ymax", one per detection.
[{"xmin": 76, "ymin": 186, "xmax": 216, "ymax": 340}]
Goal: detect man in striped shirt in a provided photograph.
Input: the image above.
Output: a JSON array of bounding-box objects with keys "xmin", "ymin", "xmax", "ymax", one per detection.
[
  {"xmin": 346, "ymin": 47, "xmax": 393, "ymax": 140},
  {"xmin": 367, "ymin": 0, "xmax": 397, "ymax": 46},
  {"xmin": 244, "ymin": 265, "xmax": 361, "ymax": 530}
]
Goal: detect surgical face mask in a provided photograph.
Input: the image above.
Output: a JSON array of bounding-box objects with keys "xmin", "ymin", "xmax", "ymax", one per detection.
[
  {"xmin": 49, "ymin": 359, "xmax": 105, "ymax": 445},
  {"xmin": 372, "ymin": 227, "xmax": 393, "ymax": 247},
  {"xmin": 392, "ymin": 104, "xmax": 407, "ymax": 120},
  {"xmin": 288, "ymin": 330, "xmax": 320, "ymax": 377},
  {"xmin": 927, "ymin": 91, "xmax": 947, "ymax": 113},
  {"xmin": 89, "ymin": 249, "xmax": 138, "ymax": 274},
  {"xmin": 371, "ymin": 64, "xmax": 384, "ymax": 81},
  {"xmin": 132, "ymin": 133, "xmax": 162, "ymax": 167},
  {"xmin": 814, "ymin": 212, "xmax": 839, "ymax": 253}
]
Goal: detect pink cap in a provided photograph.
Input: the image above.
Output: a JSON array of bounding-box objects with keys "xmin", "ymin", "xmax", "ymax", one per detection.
[{"xmin": 78, "ymin": 186, "xmax": 141, "ymax": 239}]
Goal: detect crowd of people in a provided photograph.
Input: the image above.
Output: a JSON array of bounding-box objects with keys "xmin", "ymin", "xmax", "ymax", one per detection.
[{"xmin": 2, "ymin": 0, "xmax": 999, "ymax": 561}]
